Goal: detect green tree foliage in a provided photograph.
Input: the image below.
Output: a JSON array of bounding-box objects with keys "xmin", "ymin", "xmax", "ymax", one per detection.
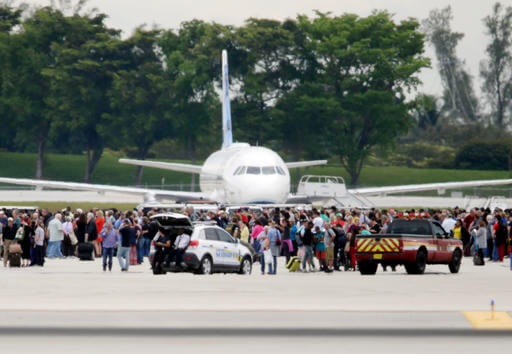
[
  {"xmin": 42, "ymin": 10, "xmax": 125, "ymax": 182},
  {"xmin": 0, "ymin": 4, "xmax": 438, "ymax": 186},
  {"xmin": 105, "ymin": 28, "xmax": 175, "ymax": 185},
  {"xmin": 289, "ymin": 12, "xmax": 429, "ymax": 185},
  {"xmin": 0, "ymin": 3, "xmax": 23, "ymax": 153},
  {"xmin": 423, "ymin": 6, "xmax": 480, "ymax": 123},
  {"xmin": 455, "ymin": 139, "xmax": 512, "ymax": 170},
  {"xmin": 159, "ymin": 21, "xmax": 231, "ymax": 160},
  {"xmin": 2, "ymin": 6, "xmax": 71, "ymax": 178},
  {"xmin": 480, "ymin": 2, "xmax": 512, "ymax": 129}
]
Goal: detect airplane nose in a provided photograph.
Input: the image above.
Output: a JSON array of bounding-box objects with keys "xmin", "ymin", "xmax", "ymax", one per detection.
[{"xmin": 228, "ymin": 175, "xmax": 289, "ymax": 204}]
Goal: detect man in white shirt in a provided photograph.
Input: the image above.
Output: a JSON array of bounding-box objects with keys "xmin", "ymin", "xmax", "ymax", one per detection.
[
  {"xmin": 46, "ymin": 214, "xmax": 64, "ymax": 258},
  {"xmin": 167, "ymin": 229, "xmax": 190, "ymax": 269},
  {"xmin": 441, "ymin": 212, "xmax": 457, "ymax": 235}
]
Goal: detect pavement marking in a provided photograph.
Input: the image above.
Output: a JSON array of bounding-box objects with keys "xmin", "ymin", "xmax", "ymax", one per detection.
[{"xmin": 464, "ymin": 312, "xmax": 512, "ymax": 330}]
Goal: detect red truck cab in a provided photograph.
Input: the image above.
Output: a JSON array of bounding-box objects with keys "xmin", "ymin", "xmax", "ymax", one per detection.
[{"xmin": 355, "ymin": 219, "xmax": 463, "ymax": 275}]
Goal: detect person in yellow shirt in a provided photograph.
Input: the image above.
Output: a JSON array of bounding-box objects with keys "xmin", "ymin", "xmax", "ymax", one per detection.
[{"xmin": 452, "ymin": 219, "xmax": 462, "ymax": 240}]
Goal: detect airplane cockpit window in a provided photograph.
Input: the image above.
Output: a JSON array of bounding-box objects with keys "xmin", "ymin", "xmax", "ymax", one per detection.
[
  {"xmin": 276, "ymin": 166, "xmax": 285, "ymax": 175},
  {"xmin": 246, "ymin": 166, "xmax": 261, "ymax": 175},
  {"xmin": 233, "ymin": 166, "xmax": 246, "ymax": 176},
  {"xmin": 262, "ymin": 166, "xmax": 276, "ymax": 175}
]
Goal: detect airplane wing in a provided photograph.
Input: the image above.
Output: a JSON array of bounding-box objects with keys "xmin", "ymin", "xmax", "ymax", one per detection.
[
  {"xmin": 349, "ymin": 179, "xmax": 512, "ymax": 196},
  {"xmin": 285, "ymin": 160, "xmax": 328, "ymax": 169},
  {"xmin": 0, "ymin": 177, "xmax": 206, "ymax": 202},
  {"xmin": 118, "ymin": 158, "xmax": 202, "ymax": 174}
]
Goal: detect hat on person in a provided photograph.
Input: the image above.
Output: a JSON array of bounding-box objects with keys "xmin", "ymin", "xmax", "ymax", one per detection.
[{"xmin": 7, "ymin": 217, "xmax": 13, "ymax": 222}]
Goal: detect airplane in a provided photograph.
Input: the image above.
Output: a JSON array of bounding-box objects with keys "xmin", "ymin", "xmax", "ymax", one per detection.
[
  {"xmin": 0, "ymin": 50, "xmax": 327, "ymax": 204},
  {"xmin": 1, "ymin": 50, "xmax": 512, "ymax": 205}
]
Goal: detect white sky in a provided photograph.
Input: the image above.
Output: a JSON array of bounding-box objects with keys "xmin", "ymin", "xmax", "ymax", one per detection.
[{"xmin": 24, "ymin": 0, "xmax": 506, "ymax": 98}]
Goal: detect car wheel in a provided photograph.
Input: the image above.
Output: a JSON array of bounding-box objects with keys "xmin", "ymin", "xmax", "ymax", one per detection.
[
  {"xmin": 358, "ymin": 261, "xmax": 378, "ymax": 275},
  {"xmin": 406, "ymin": 249, "xmax": 427, "ymax": 275},
  {"xmin": 449, "ymin": 249, "xmax": 462, "ymax": 274},
  {"xmin": 239, "ymin": 257, "xmax": 252, "ymax": 275},
  {"xmin": 199, "ymin": 256, "xmax": 213, "ymax": 275}
]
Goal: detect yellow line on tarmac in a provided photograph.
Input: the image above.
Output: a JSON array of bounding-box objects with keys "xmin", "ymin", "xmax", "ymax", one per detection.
[{"xmin": 464, "ymin": 312, "xmax": 512, "ymax": 330}]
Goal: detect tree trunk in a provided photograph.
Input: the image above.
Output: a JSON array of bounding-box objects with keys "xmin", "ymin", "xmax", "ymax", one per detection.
[
  {"xmin": 188, "ymin": 136, "xmax": 197, "ymax": 192},
  {"xmin": 84, "ymin": 146, "xmax": 103, "ymax": 183},
  {"xmin": 135, "ymin": 166, "xmax": 144, "ymax": 186},
  {"xmin": 35, "ymin": 139, "xmax": 46, "ymax": 179},
  {"xmin": 134, "ymin": 148, "xmax": 149, "ymax": 186}
]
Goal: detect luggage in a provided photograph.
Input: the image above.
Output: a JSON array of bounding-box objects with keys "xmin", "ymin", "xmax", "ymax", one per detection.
[
  {"xmin": 9, "ymin": 252, "xmax": 21, "ymax": 267},
  {"xmin": 286, "ymin": 256, "xmax": 301, "ymax": 272},
  {"xmin": 473, "ymin": 253, "xmax": 484, "ymax": 266},
  {"xmin": 9, "ymin": 242, "xmax": 22, "ymax": 254},
  {"xmin": 77, "ymin": 242, "xmax": 94, "ymax": 261}
]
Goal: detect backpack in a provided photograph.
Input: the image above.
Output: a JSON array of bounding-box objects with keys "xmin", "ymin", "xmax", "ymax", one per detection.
[{"xmin": 496, "ymin": 219, "xmax": 508, "ymax": 242}]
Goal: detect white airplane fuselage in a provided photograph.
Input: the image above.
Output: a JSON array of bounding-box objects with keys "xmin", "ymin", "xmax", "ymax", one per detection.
[{"xmin": 200, "ymin": 143, "xmax": 290, "ymax": 204}]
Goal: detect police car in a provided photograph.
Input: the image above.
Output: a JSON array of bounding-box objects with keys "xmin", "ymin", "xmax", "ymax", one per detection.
[{"xmin": 149, "ymin": 213, "xmax": 253, "ymax": 275}]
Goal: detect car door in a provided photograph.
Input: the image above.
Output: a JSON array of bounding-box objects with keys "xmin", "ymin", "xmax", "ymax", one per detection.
[
  {"xmin": 431, "ymin": 221, "xmax": 451, "ymax": 262},
  {"xmin": 215, "ymin": 228, "xmax": 240, "ymax": 268},
  {"xmin": 203, "ymin": 227, "xmax": 221, "ymax": 265}
]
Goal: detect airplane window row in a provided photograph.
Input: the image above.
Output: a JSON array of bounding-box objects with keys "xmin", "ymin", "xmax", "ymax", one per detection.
[{"xmin": 233, "ymin": 166, "xmax": 286, "ymax": 176}]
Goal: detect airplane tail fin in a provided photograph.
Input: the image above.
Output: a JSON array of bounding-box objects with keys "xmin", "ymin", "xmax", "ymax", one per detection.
[{"xmin": 222, "ymin": 50, "xmax": 233, "ymax": 149}]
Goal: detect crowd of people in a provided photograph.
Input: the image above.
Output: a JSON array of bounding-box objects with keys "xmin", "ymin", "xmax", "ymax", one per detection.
[{"xmin": 0, "ymin": 204, "xmax": 511, "ymax": 273}]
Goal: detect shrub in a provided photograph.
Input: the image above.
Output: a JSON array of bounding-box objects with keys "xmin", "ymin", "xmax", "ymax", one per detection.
[{"xmin": 455, "ymin": 139, "xmax": 512, "ymax": 170}]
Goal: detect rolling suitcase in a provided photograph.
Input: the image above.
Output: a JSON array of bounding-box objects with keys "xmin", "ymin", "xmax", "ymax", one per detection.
[
  {"xmin": 77, "ymin": 242, "xmax": 94, "ymax": 261},
  {"xmin": 9, "ymin": 252, "xmax": 21, "ymax": 267}
]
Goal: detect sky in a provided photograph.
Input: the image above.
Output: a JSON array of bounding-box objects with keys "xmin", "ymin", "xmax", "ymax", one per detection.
[{"xmin": 25, "ymin": 0, "xmax": 504, "ymax": 98}]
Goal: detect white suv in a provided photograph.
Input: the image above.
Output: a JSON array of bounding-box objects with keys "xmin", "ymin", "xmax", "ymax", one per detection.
[{"xmin": 150, "ymin": 213, "xmax": 253, "ymax": 275}]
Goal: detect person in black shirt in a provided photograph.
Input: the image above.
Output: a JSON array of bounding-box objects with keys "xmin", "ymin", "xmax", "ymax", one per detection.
[
  {"xmin": 301, "ymin": 221, "xmax": 316, "ymax": 272},
  {"xmin": 117, "ymin": 219, "xmax": 133, "ymax": 271},
  {"xmin": 152, "ymin": 229, "xmax": 171, "ymax": 274}
]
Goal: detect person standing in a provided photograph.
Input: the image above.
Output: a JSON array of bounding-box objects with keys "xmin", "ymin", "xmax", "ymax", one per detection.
[
  {"xmin": 46, "ymin": 214, "xmax": 64, "ymax": 259},
  {"xmin": 117, "ymin": 219, "xmax": 133, "ymax": 271},
  {"xmin": 32, "ymin": 220, "xmax": 45, "ymax": 266},
  {"xmin": 100, "ymin": 222, "xmax": 118, "ymax": 271},
  {"xmin": 301, "ymin": 221, "xmax": 316, "ymax": 272},
  {"xmin": 20, "ymin": 216, "xmax": 33, "ymax": 267},
  {"xmin": 3, "ymin": 218, "xmax": 17, "ymax": 266},
  {"xmin": 475, "ymin": 220, "xmax": 487, "ymax": 265},
  {"xmin": 61, "ymin": 216, "xmax": 76, "ymax": 257},
  {"xmin": 267, "ymin": 221, "xmax": 281, "ymax": 275},
  {"xmin": 86, "ymin": 212, "xmax": 99, "ymax": 257}
]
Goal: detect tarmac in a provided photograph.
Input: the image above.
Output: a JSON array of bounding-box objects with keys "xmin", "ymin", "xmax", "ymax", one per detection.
[
  {"xmin": 2, "ymin": 189, "xmax": 512, "ymax": 353},
  {"xmin": 1, "ymin": 255, "xmax": 512, "ymax": 353},
  {"xmin": 1, "ymin": 189, "xmax": 510, "ymax": 208}
]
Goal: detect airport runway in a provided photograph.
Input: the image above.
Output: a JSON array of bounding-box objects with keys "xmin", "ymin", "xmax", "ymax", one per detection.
[
  {"xmin": 1, "ymin": 257, "xmax": 512, "ymax": 353},
  {"xmin": 1, "ymin": 189, "xmax": 510, "ymax": 208}
]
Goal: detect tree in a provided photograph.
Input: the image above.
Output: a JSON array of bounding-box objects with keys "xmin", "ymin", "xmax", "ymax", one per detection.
[
  {"xmin": 106, "ymin": 28, "xmax": 175, "ymax": 185},
  {"xmin": 2, "ymin": 6, "xmax": 70, "ymax": 178},
  {"xmin": 43, "ymin": 10, "xmax": 125, "ymax": 182},
  {"xmin": 0, "ymin": 3, "xmax": 23, "ymax": 153},
  {"xmin": 159, "ymin": 21, "xmax": 231, "ymax": 160},
  {"xmin": 423, "ymin": 6, "xmax": 479, "ymax": 123},
  {"xmin": 289, "ymin": 12, "xmax": 429, "ymax": 185},
  {"xmin": 480, "ymin": 2, "xmax": 512, "ymax": 129},
  {"xmin": 231, "ymin": 18, "xmax": 297, "ymax": 146}
]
